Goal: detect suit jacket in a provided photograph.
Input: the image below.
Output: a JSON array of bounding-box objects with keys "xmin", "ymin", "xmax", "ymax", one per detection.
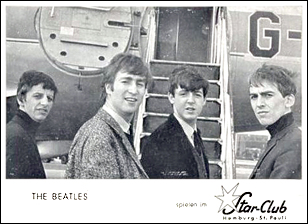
[
  {"xmin": 65, "ymin": 108, "xmax": 148, "ymax": 179},
  {"xmin": 249, "ymin": 122, "xmax": 301, "ymax": 179},
  {"xmin": 6, "ymin": 110, "xmax": 46, "ymax": 179},
  {"xmin": 141, "ymin": 114, "xmax": 209, "ymax": 179}
]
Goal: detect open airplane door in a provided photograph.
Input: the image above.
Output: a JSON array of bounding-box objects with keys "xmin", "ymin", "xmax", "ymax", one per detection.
[
  {"xmin": 33, "ymin": 7, "xmax": 136, "ymax": 166},
  {"xmin": 35, "ymin": 6, "xmax": 135, "ymax": 76}
]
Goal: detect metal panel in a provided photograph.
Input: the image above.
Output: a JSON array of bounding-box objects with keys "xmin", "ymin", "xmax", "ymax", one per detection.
[{"xmin": 37, "ymin": 7, "xmax": 133, "ymax": 73}]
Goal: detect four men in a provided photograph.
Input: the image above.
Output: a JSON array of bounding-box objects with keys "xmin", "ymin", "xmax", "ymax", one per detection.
[{"xmin": 6, "ymin": 56, "xmax": 301, "ymax": 179}]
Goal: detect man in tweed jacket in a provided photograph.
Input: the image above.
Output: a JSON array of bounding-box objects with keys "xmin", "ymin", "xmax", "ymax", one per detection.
[{"xmin": 66, "ymin": 53, "xmax": 151, "ymax": 179}]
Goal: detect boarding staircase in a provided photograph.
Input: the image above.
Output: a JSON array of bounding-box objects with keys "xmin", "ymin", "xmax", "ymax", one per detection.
[{"xmin": 133, "ymin": 7, "xmax": 235, "ymax": 179}]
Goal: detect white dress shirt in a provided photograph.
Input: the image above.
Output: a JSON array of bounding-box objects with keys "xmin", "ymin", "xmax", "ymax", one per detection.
[
  {"xmin": 103, "ymin": 103, "xmax": 131, "ymax": 134},
  {"xmin": 173, "ymin": 112, "xmax": 197, "ymax": 147}
]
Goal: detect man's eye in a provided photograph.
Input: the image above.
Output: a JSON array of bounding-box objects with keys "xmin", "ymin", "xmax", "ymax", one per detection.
[
  {"xmin": 33, "ymin": 94, "xmax": 42, "ymax": 99},
  {"xmin": 250, "ymin": 95, "xmax": 257, "ymax": 100},
  {"xmin": 265, "ymin": 93, "xmax": 273, "ymax": 98},
  {"xmin": 137, "ymin": 82, "xmax": 145, "ymax": 87},
  {"xmin": 47, "ymin": 96, "xmax": 54, "ymax": 102}
]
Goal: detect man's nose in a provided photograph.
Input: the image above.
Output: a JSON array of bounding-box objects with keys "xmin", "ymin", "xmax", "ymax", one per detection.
[
  {"xmin": 128, "ymin": 82, "xmax": 138, "ymax": 94},
  {"xmin": 256, "ymin": 96, "xmax": 265, "ymax": 107},
  {"xmin": 187, "ymin": 93, "xmax": 195, "ymax": 103},
  {"xmin": 40, "ymin": 95, "xmax": 49, "ymax": 105}
]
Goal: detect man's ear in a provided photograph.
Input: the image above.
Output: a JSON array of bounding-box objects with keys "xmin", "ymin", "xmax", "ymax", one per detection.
[
  {"xmin": 285, "ymin": 94, "xmax": 295, "ymax": 108},
  {"xmin": 17, "ymin": 96, "xmax": 25, "ymax": 108},
  {"xmin": 105, "ymin": 83, "xmax": 113, "ymax": 95},
  {"xmin": 168, "ymin": 92, "xmax": 175, "ymax": 104},
  {"xmin": 202, "ymin": 97, "xmax": 207, "ymax": 106}
]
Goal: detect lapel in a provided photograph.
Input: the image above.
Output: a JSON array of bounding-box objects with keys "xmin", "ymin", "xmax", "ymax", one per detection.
[
  {"xmin": 196, "ymin": 128, "xmax": 210, "ymax": 176},
  {"xmin": 167, "ymin": 114, "xmax": 209, "ymax": 177},
  {"xmin": 167, "ymin": 114, "xmax": 194, "ymax": 151},
  {"xmin": 168, "ymin": 114, "xmax": 207, "ymax": 155},
  {"xmin": 250, "ymin": 123, "xmax": 297, "ymax": 177},
  {"xmin": 98, "ymin": 108, "xmax": 149, "ymax": 178},
  {"xmin": 250, "ymin": 139, "xmax": 277, "ymax": 177}
]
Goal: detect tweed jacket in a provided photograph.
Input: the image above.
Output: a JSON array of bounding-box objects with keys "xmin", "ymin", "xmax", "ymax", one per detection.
[
  {"xmin": 65, "ymin": 108, "xmax": 148, "ymax": 179},
  {"xmin": 250, "ymin": 116, "xmax": 301, "ymax": 179},
  {"xmin": 141, "ymin": 114, "xmax": 210, "ymax": 179},
  {"xmin": 6, "ymin": 110, "xmax": 46, "ymax": 179}
]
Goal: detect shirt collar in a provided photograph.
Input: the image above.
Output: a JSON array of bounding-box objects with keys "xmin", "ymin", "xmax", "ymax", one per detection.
[
  {"xmin": 103, "ymin": 103, "xmax": 131, "ymax": 134},
  {"xmin": 173, "ymin": 112, "xmax": 196, "ymax": 145}
]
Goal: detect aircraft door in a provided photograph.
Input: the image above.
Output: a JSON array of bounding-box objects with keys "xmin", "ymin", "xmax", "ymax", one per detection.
[{"xmin": 35, "ymin": 7, "xmax": 134, "ymax": 76}]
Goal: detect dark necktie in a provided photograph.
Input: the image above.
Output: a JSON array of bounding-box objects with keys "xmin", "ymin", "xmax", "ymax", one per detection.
[
  {"xmin": 125, "ymin": 132, "xmax": 134, "ymax": 147},
  {"xmin": 193, "ymin": 131, "xmax": 203, "ymax": 156}
]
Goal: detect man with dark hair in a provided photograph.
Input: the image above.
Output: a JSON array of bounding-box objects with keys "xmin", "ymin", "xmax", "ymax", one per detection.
[
  {"xmin": 66, "ymin": 53, "xmax": 152, "ymax": 179},
  {"xmin": 6, "ymin": 70, "xmax": 58, "ymax": 178},
  {"xmin": 141, "ymin": 67, "xmax": 210, "ymax": 179},
  {"xmin": 249, "ymin": 64, "xmax": 301, "ymax": 179}
]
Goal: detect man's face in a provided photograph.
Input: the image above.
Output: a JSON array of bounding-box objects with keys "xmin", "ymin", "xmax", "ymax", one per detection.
[
  {"xmin": 249, "ymin": 81, "xmax": 292, "ymax": 126},
  {"xmin": 105, "ymin": 71, "xmax": 146, "ymax": 122},
  {"xmin": 19, "ymin": 83, "xmax": 55, "ymax": 123},
  {"xmin": 168, "ymin": 86, "xmax": 206, "ymax": 127}
]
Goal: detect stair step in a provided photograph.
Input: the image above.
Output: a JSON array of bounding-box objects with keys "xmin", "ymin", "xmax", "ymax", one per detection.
[
  {"xmin": 150, "ymin": 60, "xmax": 220, "ymax": 80},
  {"xmin": 143, "ymin": 112, "xmax": 222, "ymax": 122},
  {"xmin": 146, "ymin": 93, "xmax": 222, "ymax": 104},
  {"xmin": 140, "ymin": 132, "xmax": 222, "ymax": 143},
  {"xmin": 150, "ymin": 59, "xmax": 220, "ymax": 67},
  {"xmin": 151, "ymin": 76, "xmax": 220, "ymax": 85}
]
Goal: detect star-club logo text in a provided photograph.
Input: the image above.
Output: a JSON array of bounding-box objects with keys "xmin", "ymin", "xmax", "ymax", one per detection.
[{"xmin": 215, "ymin": 183, "xmax": 287, "ymax": 215}]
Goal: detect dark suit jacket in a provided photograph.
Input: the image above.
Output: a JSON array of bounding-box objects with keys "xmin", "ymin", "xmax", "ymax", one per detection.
[
  {"xmin": 249, "ymin": 122, "xmax": 301, "ymax": 179},
  {"xmin": 141, "ymin": 114, "xmax": 209, "ymax": 179},
  {"xmin": 66, "ymin": 108, "xmax": 148, "ymax": 179},
  {"xmin": 6, "ymin": 110, "xmax": 46, "ymax": 179}
]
